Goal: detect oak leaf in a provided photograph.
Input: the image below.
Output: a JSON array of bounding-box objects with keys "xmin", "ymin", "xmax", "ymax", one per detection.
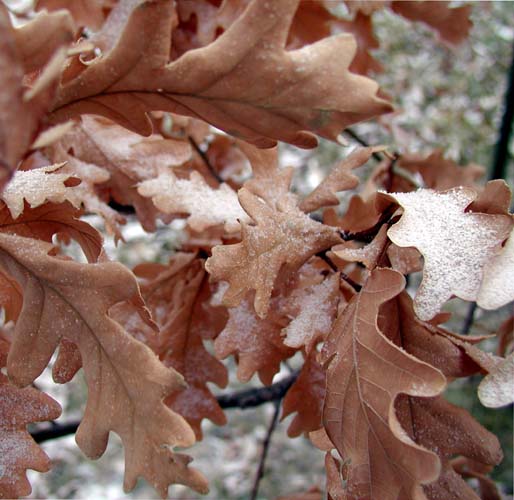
[
  {"xmin": 206, "ymin": 185, "xmax": 341, "ymax": 317},
  {"xmin": 387, "ymin": 188, "xmax": 513, "ymax": 320},
  {"xmin": 281, "ymin": 352, "xmax": 326, "ymax": 437},
  {"xmin": 299, "ymin": 147, "xmax": 381, "ymax": 213},
  {"xmin": 138, "ymin": 169, "xmax": 249, "ymax": 233},
  {"xmin": 0, "ymin": 164, "xmax": 79, "ymax": 219},
  {"xmin": 321, "ymin": 268, "xmax": 446, "ymax": 500},
  {"xmin": 127, "ymin": 255, "xmax": 229, "ymax": 439},
  {"xmin": 477, "ymin": 352, "xmax": 514, "ymax": 409},
  {"xmin": 36, "ymin": 0, "xmax": 114, "ymax": 30},
  {"xmin": 214, "ymin": 295, "xmax": 293, "ymax": 385},
  {"xmin": 0, "ymin": 233, "xmax": 208, "ymax": 496},
  {"xmin": 0, "ymin": 338, "xmax": 62, "ymax": 499},
  {"xmin": 50, "ymin": 0, "xmax": 392, "ymax": 148}
]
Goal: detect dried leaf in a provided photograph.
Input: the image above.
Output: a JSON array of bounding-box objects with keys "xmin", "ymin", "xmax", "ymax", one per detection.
[
  {"xmin": 299, "ymin": 147, "xmax": 380, "ymax": 213},
  {"xmin": 0, "ymin": 339, "xmax": 62, "ymax": 499},
  {"xmin": 0, "ymin": 201, "xmax": 103, "ymax": 263},
  {"xmin": 387, "ymin": 188, "xmax": 513, "ymax": 320},
  {"xmin": 13, "ymin": 9, "xmax": 76, "ymax": 73},
  {"xmin": 214, "ymin": 295, "xmax": 293, "ymax": 384},
  {"xmin": 478, "ymin": 352, "xmax": 514, "ymax": 408},
  {"xmin": 36, "ymin": 0, "xmax": 114, "ymax": 30},
  {"xmin": 138, "ymin": 169, "xmax": 249, "ymax": 233},
  {"xmin": 0, "ymin": 233, "xmax": 208, "ymax": 496},
  {"xmin": 391, "ymin": 1, "xmax": 472, "ymax": 45},
  {"xmin": 207, "ymin": 186, "xmax": 341, "ymax": 317},
  {"xmin": 1, "ymin": 164, "xmax": 79, "ymax": 219},
  {"xmin": 50, "ymin": 0, "xmax": 392, "ymax": 148},
  {"xmin": 282, "ymin": 352, "xmax": 326, "ymax": 437},
  {"xmin": 321, "ymin": 268, "xmax": 446, "ymax": 500},
  {"xmin": 130, "ymin": 256, "xmax": 228, "ymax": 439}
]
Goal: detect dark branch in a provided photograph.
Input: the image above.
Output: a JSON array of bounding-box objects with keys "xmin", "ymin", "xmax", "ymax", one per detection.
[
  {"xmin": 188, "ymin": 136, "xmax": 224, "ymax": 184},
  {"xmin": 344, "ymin": 128, "xmax": 383, "ymax": 162},
  {"xmin": 249, "ymin": 399, "xmax": 281, "ymax": 500},
  {"xmin": 31, "ymin": 372, "xmax": 298, "ymax": 443}
]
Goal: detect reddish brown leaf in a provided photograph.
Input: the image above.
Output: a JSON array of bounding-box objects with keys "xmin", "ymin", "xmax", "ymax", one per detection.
[
  {"xmin": 50, "ymin": 0, "xmax": 392, "ymax": 148},
  {"xmin": 0, "ymin": 233, "xmax": 208, "ymax": 496},
  {"xmin": 321, "ymin": 268, "xmax": 446, "ymax": 500},
  {"xmin": 282, "ymin": 352, "xmax": 326, "ymax": 437},
  {"xmin": 214, "ymin": 295, "xmax": 293, "ymax": 385},
  {"xmin": 0, "ymin": 339, "xmax": 62, "ymax": 499}
]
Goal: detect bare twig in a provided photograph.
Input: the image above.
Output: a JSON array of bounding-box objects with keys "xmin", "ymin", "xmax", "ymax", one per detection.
[
  {"xmin": 188, "ymin": 136, "xmax": 223, "ymax": 184},
  {"xmin": 344, "ymin": 128, "xmax": 383, "ymax": 162},
  {"xmin": 31, "ymin": 372, "xmax": 298, "ymax": 443},
  {"xmin": 249, "ymin": 399, "xmax": 282, "ymax": 500},
  {"xmin": 461, "ymin": 302, "xmax": 478, "ymax": 335}
]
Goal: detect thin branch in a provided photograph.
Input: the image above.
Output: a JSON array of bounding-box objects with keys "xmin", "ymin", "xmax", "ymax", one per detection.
[
  {"xmin": 490, "ymin": 40, "xmax": 514, "ymax": 181},
  {"xmin": 340, "ymin": 205, "xmax": 398, "ymax": 243},
  {"xmin": 188, "ymin": 136, "xmax": 223, "ymax": 184},
  {"xmin": 461, "ymin": 302, "xmax": 478, "ymax": 335},
  {"xmin": 344, "ymin": 128, "xmax": 383, "ymax": 162},
  {"xmin": 31, "ymin": 372, "xmax": 298, "ymax": 443},
  {"xmin": 249, "ymin": 399, "xmax": 281, "ymax": 500}
]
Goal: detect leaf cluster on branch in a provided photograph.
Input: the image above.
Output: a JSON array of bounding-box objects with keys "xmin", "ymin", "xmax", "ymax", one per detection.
[{"xmin": 0, "ymin": 0, "xmax": 512, "ymax": 499}]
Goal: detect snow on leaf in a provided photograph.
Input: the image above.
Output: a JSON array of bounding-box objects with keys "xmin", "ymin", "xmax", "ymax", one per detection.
[
  {"xmin": 282, "ymin": 272, "xmax": 340, "ymax": 352},
  {"xmin": 478, "ymin": 352, "xmax": 514, "ymax": 409},
  {"xmin": 1, "ymin": 164, "xmax": 80, "ymax": 219},
  {"xmin": 206, "ymin": 186, "xmax": 341, "ymax": 317},
  {"xmin": 138, "ymin": 169, "xmax": 249, "ymax": 233},
  {"xmin": 214, "ymin": 295, "xmax": 293, "ymax": 385},
  {"xmin": 49, "ymin": 0, "xmax": 392, "ymax": 148},
  {"xmin": 321, "ymin": 268, "xmax": 446, "ymax": 500},
  {"xmin": 0, "ymin": 339, "xmax": 62, "ymax": 499},
  {"xmin": 387, "ymin": 187, "xmax": 513, "ymax": 320},
  {"xmin": 0, "ymin": 233, "xmax": 208, "ymax": 497}
]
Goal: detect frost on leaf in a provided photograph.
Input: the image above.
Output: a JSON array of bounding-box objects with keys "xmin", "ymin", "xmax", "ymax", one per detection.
[
  {"xmin": 281, "ymin": 271, "xmax": 341, "ymax": 353},
  {"xmin": 116, "ymin": 254, "xmax": 229, "ymax": 440},
  {"xmin": 478, "ymin": 352, "xmax": 514, "ymax": 409},
  {"xmin": 0, "ymin": 338, "xmax": 62, "ymax": 499},
  {"xmin": 214, "ymin": 295, "xmax": 294, "ymax": 385},
  {"xmin": 206, "ymin": 183, "xmax": 341, "ymax": 317},
  {"xmin": 321, "ymin": 268, "xmax": 446, "ymax": 500},
  {"xmin": 387, "ymin": 187, "xmax": 513, "ymax": 320},
  {"xmin": 138, "ymin": 169, "xmax": 249, "ymax": 233},
  {"xmin": 49, "ymin": 0, "xmax": 392, "ymax": 148},
  {"xmin": 48, "ymin": 116, "xmax": 192, "ymax": 234},
  {"xmin": 0, "ymin": 233, "xmax": 208, "ymax": 496},
  {"xmin": 1, "ymin": 165, "xmax": 79, "ymax": 219}
]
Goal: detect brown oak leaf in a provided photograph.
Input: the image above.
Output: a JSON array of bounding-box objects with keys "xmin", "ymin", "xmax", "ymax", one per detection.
[
  {"xmin": 50, "ymin": 0, "xmax": 392, "ymax": 148},
  {"xmin": 129, "ymin": 255, "xmax": 229, "ymax": 439},
  {"xmin": 206, "ymin": 185, "xmax": 341, "ymax": 317},
  {"xmin": 0, "ymin": 233, "xmax": 208, "ymax": 496},
  {"xmin": 214, "ymin": 294, "xmax": 293, "ymax": 385},
  {"xmin": 321, "ymin": 268, "xmax": 446, "ymax": 500},
  {"xmin": 299, "ymin": 147, "xmax": 381, "ymax": 213},
  {"xmin": 0, "ymin": 338, "xmax": 62, "ymax": 499},
  {"xmin": 281, "ymin": 352, "xmax": 326, "ymax": 437}
]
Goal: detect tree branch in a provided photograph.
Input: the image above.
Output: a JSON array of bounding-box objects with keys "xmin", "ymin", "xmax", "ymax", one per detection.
[
  {"xmin": 31, "ymin": 372, "xmax": 298, "ymax": 443},
  {"xmin": 188, "ymin": 136, "xmax": 223, "ymax": 184},
  {"xmin": 249, "ymin": 399, "xmax": 281, "ymax": 500}
]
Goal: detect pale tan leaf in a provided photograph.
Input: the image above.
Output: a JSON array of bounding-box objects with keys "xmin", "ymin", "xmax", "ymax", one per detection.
[
  {"xmin": 321, "ymin": 268, "xmax": 446, "ymax": 500},
  {"xmin": 478, "ymin": 352, "xmax": 514, "ymax": 408},
  {"xmin": 206, "ymin": 186, "xmax": 341, "ymax": 317},
  {"xmin": 387, "ymin": 188, "xmax": 513, "ymax": 320},
  {"xmin": 0, "ymin": 233, "xmax": 208, "ymax": 496},
  {"xmin": 1, "ymin": 164, "xmax": 79, "ymax": 219},
  {"xmin": 138, "ymin": 169, "xmax": 249, "ymax": 233},
  {"xmin": 50, "ymin": 0, "xmax": 392, "ymax": 148}
]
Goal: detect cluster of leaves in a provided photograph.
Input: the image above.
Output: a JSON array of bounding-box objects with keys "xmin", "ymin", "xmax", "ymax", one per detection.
[{"xmin": 0, "ymin": 0, "xmax": 512, "ymax": 498}]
